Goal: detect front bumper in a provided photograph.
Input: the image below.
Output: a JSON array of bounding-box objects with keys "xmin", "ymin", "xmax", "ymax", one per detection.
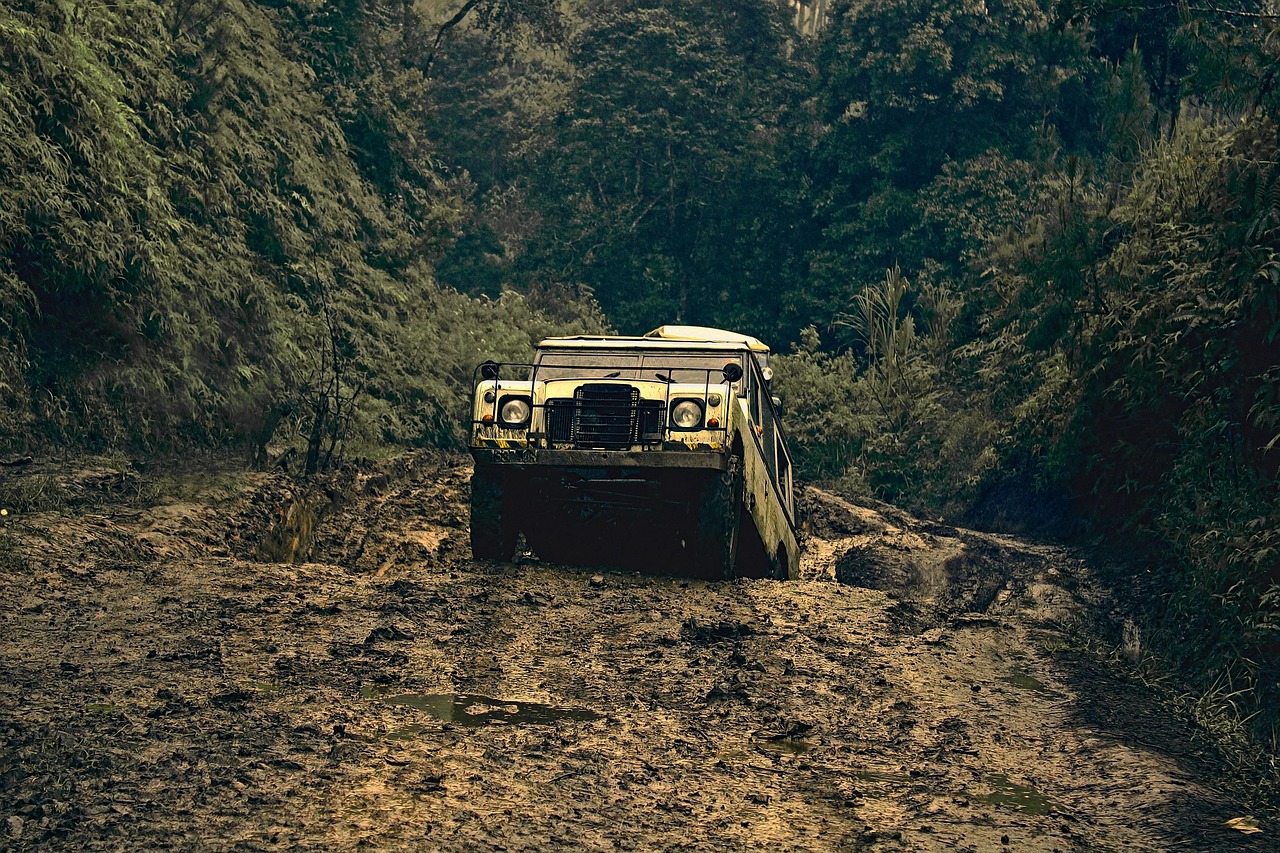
[{"xmin": 469, "ymin": 444, "xmax": 728, "ymax": 471}]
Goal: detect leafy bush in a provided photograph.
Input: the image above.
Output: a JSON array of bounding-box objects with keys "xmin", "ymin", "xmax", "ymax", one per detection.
[
  {"xmin": 772, "ymin": 326, "xmax": 863, "ymax": 482},
  {"xmin": 0, "ymin": 0, "xmax": 604, "ymax": 463},
  {"xmin": 776, "ymin": 271, "xmax": 1002, "ymax": 519}
]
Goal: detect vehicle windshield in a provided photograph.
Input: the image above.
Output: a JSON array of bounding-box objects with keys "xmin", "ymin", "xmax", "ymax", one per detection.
[
  {"xmin": 534, "ymin": 349, "xmax": 744, "ymax": 384},
  {"xmin": 639, "ymin": 353, "xmax": 744, "ymax": 384},
  {"xmin": 533, "ymin": 351, "xmax": 641, "ymax": 381}
]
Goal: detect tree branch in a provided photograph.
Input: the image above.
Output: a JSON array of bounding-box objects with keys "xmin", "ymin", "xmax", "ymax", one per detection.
[
  {"xmin": 1183, "ymin": 5, "xmax": 1280, "ymax": 19},
  {"xmin": 422, "ymin": 0, "xmax": 485, "ymax": 77}
]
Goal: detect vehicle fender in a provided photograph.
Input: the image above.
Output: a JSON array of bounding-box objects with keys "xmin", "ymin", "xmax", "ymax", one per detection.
[{"xmin": 730, "ymin": 420, "xmax": 800, "ymax": 578}]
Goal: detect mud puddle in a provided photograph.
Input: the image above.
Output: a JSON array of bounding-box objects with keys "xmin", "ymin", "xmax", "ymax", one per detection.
[
  {"xmin": 978, "ymin": 773, "xmax": 1058, "ymax": 816},
  {"xmin": 370, "ymin": 690, "xmax": 602, "ymax": 729},
  {"xmin": 998, "ymin": 670, "xmax": 1063, "ymax": 698},
  {"xmin": 754, "ymin": 737, "xmax": 814, "ymax": 756}
]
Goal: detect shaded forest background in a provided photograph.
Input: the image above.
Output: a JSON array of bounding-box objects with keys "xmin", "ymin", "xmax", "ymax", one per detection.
[{"xmin": 1, "ymin": 1, "xmax": 1277, "ymax": 757}]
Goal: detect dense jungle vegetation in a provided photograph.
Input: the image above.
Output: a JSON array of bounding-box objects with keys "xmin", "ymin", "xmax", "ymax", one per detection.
[{"xmin": 2, "ymin": 0, "xmax": 1277, "ymax": 755}]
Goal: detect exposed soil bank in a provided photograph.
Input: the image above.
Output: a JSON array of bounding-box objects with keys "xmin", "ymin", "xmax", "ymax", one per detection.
[{"xmin": 0, "ymin": 453, "xmax": 1273, "ymax": 850}]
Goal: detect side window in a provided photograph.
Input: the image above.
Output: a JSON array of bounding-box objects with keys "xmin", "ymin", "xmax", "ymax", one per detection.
[
  {"xmin": 760, "ymin": 384, "xmax": 777, "ymax": 471},
  {"xmin": 748, "ymin": 372, "xmax": 761, "ymax": 424},
  {"xmin": 776, "ymin": 433, "xmax": 793, "ymax": 515}
]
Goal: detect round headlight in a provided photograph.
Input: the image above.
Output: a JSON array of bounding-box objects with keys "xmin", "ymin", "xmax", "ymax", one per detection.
[
  {"xmin": 671, "ymin": 400, "xmax": 703, "ymax": 429},
  {"xmin": 499, "ymin": 398, "xmax": 531, "ymax": 426}
]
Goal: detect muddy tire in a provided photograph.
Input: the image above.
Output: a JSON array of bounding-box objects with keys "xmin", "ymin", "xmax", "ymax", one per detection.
[
  {"xmin": 691, "ymin": 457, "xmax": 742, "ymax": 579},
  {"xmin": 733, "ymin": 506, "xmax": 772, "ymax": 579},
  {"xmin": 470, "ymin": 467, "xmax": 517, "ymax": 561},
  {"xmin": 769, "ymin": 544, "xmax": 791, "ymax": 580}
]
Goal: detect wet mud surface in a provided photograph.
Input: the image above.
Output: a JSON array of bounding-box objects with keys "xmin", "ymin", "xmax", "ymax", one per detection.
[{"xmin": 0, "ymin": 453, "xmax": 1273, "ymax": 850}]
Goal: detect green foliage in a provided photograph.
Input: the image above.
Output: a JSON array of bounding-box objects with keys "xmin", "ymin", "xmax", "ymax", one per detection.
[
  {"xmin": 776, "ymin": 271, "xmax": 998, "ymax": 516},
  {"xmin": 1059, "ymin": 0, "xmax": 1189, "ymax": 129},
  {"xmin": 1155, "ymin": 407, "xmax": 1280, "ymax": 722},
  {"xmin": 915, "ymin": 152, "xmax": 1051, "ymax": 267},
  {"xmin": 1099, "ymin": 48, "xmax": 1155, "ymax": 173},
  {"xmin": 524, "ymin": 0, "xmax": 807, "ymax": 339},
  {"xmin": 778, "ymin": 5, "xmax": 1277, "ymax": 741},
  {"xmin": 772, "ymin": 327, "xmax": 863, "ymax": 481},
  {"xmin": 423, "ymin": 23, "xmax": 575, "ymax": 298},
  {"xmin": 379, "ymin": 285, "xmax": 609, "ymax": 449},
  {"xmin": 0, "ymin": 0, "xmax": 602, "ymax": 460},
  {"xmin": 964, "ymin": 114, "xmax": 1280, "ymax": 739},
  {"xmin": 805, "ymin": 0, "xmax": 1095, "ymax": 319},
  {"xmin": 420, "ymin": 0, "xmax": 566, "ymax": 76}
]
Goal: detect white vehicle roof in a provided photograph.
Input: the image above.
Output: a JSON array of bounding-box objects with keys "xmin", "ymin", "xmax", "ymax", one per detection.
[
  {"xmin": 645, "ymin": 325, "xmax": 769, "ymax": 353},
  {"xmin": 539, "ymin": 326, "xmax": 770, "ymax": 354}
]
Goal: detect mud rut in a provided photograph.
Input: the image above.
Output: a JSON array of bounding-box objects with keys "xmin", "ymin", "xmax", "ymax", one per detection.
[{"xmin": 0, "ymin": 453, "xmax": 1271, "ymax": 851}]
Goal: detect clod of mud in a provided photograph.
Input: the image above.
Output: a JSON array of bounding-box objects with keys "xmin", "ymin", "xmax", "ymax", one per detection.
[
  {"xmin": 680, "ymin": 618, "xmax": 754, "ymax": 644},
  {"xmin": 812, "ymin": 487, "xmax": 1040, "ymax": 629},
  {"xmin": 755, "ymin": 738, "xmax": 813, "ymax": 755},
  {"xmin": 754, "ymin": 718, "xmax": 818, "ymax": 754},
  {"xmin": 364, "ymin": 624, "xmax": 416, "ymax": 644}
]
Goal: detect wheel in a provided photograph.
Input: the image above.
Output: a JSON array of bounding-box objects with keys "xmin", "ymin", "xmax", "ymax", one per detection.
[
  {"xmin": 691, "ymin": 457, "xmax": 742, "ymax": 579},
  {"xmin": 469, "ymin": 467, "xmax": 518, "ymax": 561},
  {"xmin": 730, "ymin": 472, "xmax": 773, "ymax": 580},
  {"xmin": 732, "ymin": 505, "xmax": 772, "ymax": 579}
]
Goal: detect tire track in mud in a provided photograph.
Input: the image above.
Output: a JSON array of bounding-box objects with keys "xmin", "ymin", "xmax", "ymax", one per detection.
[{"xmin": 0, "ymin": 455, "xmax": 1272, "ymax": 851}]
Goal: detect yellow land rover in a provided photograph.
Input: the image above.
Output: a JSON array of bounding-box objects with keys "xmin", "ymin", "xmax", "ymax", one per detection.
[{"xmin": 467, "ymin": 325, "xmax": 800, "ymax": 579}]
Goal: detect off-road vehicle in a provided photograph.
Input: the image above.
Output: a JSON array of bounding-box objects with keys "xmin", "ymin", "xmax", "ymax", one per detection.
[{"xmin": 467, "ymin": 325, "xmax": 800, "ymax": 579}]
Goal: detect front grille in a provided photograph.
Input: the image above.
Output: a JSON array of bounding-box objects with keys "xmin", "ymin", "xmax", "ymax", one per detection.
[
  {"xmin": 545, "ymin": 384, "xmax": 664, "ymax": 449},
  {"xmin": 575, "ymin": 384, "xmax": 636, "ymax": 447}
]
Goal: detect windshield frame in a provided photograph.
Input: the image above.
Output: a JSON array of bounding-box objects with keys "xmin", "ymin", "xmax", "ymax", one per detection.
[{"xmin": 532, "ymin": 347, "xmax": 746, "ymax": 384}]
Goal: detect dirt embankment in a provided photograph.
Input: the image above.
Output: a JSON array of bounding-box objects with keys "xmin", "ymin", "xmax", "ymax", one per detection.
[{"xmin": 0, "ymin": 453, "xmax": 1273, "ymax": 851}]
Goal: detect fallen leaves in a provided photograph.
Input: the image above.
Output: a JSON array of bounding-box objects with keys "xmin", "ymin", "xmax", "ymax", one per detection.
[{"xmin": 1225, "ymin": 815, "xmax": 1262, "ymax": 834}]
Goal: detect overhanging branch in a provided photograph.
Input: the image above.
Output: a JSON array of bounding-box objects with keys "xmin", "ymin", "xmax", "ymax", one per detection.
[{"xmin": 422, "ymin": 0, "xmax": 484, "ymax": 77}]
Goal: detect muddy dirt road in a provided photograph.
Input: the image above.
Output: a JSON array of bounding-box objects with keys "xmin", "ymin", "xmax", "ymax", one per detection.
[{"xmin": 0, "ymin": 453, "xmax": 1272, "ymax": 850}]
